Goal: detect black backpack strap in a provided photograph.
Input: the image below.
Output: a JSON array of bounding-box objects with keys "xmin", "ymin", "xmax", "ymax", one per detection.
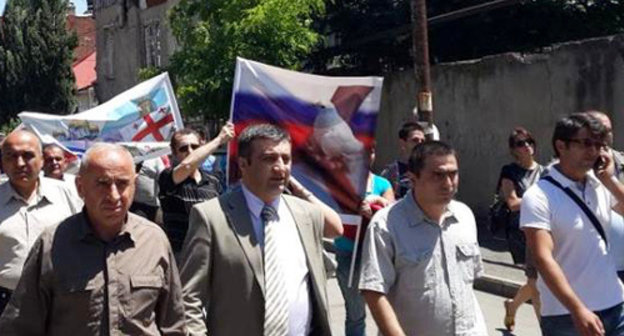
[{"xmin": 542, "ymin": 175, "xmax": 608, "ymax": 246}]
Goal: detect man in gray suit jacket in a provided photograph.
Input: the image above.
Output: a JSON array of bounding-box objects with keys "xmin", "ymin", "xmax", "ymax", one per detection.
[{"xmin": 179, "ymin": 123, "xmax": 334, "ymax": 336}]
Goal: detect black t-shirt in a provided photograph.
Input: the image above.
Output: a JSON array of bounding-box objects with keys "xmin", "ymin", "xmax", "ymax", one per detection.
[
  {"xmin": 499, "ymin": 162, "xmax": 543, "ymax": 199},
  {"xmin": 158, "ymin": 168, "xmax": 223, "ymax": 252}
]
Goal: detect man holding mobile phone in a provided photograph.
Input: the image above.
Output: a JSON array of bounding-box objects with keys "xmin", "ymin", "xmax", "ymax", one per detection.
[
  {"xmin": 586, "ymin": 111, "xmax": 624, "ymax": 181},
  {"xmin": 587, "ymin": 111, "xmax": 624, "ymax": 285},
  {"xmin": 521, "ymin": 113, "xmax": 624, "ymax": 336}
]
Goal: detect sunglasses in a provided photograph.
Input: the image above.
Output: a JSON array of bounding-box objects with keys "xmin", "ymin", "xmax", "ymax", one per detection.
[
  {"xmin": 177, "ymin": 144, "xmax": 200, "ymax": 153},
  {"xmin": 567, "ymin": 138, "xmax": 608, "ymax": 151},
  {"xmin": 513, "ymin": 139, "xmax": 534, "ymax": 148}
]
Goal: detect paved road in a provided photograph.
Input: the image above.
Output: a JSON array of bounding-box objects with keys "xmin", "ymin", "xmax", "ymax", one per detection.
[{"xmin": 328, "ymin": 278, "xmax": 541, "ymax": 335}]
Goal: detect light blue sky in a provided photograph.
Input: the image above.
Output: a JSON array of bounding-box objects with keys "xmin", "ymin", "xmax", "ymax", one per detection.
[{"xmin": 1, "ymin": 0, "xmax": 88, "ymax": 15}]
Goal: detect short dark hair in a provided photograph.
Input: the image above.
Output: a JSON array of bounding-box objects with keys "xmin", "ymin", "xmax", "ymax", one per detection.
[
  {"xmin": 508, "ymin": 127, "xmax": 536, "ymax": 149},
  {"xmin": 408, "ymin": 140, "xmax": 456, "ymax": 176},
  {"xmin": 170, "ymin": 128, "xmax": 200, "ymax": 152},
  {"xmin": 398, "ymin": 121, "xmax": 424, "ymax": 140},
  {"xmin": 237, "ymin": 124, "xmax": 291, "ymax": 160},
  {"xmin": 551, "ymin": 113, "xmax": 608, "ymax": 157}
]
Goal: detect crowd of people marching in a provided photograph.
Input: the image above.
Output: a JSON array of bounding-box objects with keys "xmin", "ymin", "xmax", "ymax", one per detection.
[{"xmin": 0, "ymin": 109, "xmax": 622, "ymax": 336}]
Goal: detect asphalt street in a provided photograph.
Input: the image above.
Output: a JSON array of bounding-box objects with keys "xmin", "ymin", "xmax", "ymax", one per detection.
[{"xmin": 328, "ymin": 278, "xmax": 541, "ymax": 336}]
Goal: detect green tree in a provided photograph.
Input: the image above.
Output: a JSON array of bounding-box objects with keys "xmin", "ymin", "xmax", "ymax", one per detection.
[
  {"xmin": 310, "ymin": 0, "xmax": 624, "ymax": 75},
  {"xmin": 168, "ymin": 0, "xmax": 324, "ymax": 120},
  {"xmin": 0, "ymin": 0, "xmax": 77, "ymax": 125}
]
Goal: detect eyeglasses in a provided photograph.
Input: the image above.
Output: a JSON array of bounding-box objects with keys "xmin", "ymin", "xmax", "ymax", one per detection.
[
  {"xmin": 177, "ymin": 144, "xmax": 200, "ymax": 153},
  {"xmin": 513, "ymin": 139, "xmax": 534, "ymax": 148},
  {"xmin": 567, "ymin": 138, "xmax": 608, "ymax": 150}
]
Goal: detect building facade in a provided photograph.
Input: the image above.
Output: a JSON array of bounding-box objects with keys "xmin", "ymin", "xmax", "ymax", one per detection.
[{"xmin": 91, "ymin": 0, "xmax": 178, "ymax": 102}]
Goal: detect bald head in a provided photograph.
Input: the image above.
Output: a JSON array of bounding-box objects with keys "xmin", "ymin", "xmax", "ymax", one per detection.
[
  {"xmin": 76, "ymin": 143, "xmax": 137, "ymax": 240},
  {"xmin": 78, "ymin": 143, "xmax": 134, "ymax": 177},
  {"xmin": 586, "ymin": 110, "xmax": 613, "ymax": 145},
  {"xmin": 1, "ymin": 130, "xmax": 42, "ymax": 154},
  {"xmin": 1, "ymin": 130, "xmax": 43, "ymax": 195},
  {"xmin": 586, "ymin": 111, "xmax": 612, "ymax": 130}
]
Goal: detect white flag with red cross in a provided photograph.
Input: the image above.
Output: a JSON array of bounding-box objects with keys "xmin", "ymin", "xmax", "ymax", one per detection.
[{"xmin": 19, "ymin": 73, "xmax": 183, "ymax": 163}]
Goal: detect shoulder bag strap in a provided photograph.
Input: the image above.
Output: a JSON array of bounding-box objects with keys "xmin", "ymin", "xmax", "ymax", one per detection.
[
  {"xmin": 527, "ymin": 166, "xmax": 541, "ymax": 186},
  {"xmin": 542, "ymin": 175, "xmax": 608, "ymax": 246}
]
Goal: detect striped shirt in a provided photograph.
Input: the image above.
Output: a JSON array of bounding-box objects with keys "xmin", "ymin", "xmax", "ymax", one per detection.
[{"xmin": 158, "ymin": 168, "xmax": 222, "ymax": 252}]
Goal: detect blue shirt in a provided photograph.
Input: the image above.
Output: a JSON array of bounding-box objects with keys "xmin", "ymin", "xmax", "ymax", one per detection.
[{"xmin": 334, "ymin": 174, "xmax": 392, "ymax": 253}]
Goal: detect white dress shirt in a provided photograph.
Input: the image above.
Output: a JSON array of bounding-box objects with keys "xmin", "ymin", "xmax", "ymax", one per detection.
[{"xmin": 242, "ymin": 185, "xmax": 312, "ymax": 336}]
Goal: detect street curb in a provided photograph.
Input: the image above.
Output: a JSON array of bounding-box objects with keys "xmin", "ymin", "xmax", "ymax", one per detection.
[{"xmin": 475, "ymin": 273, "xmax": 523, "ymax": 298}]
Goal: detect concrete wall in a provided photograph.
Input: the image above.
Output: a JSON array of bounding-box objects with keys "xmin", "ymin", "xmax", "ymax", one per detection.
[{"xmin": 375, "ymin": 34, "xmax": 624, "ymax": 219}]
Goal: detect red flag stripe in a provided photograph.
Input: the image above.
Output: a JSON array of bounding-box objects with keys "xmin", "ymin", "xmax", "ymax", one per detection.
[{"xmin": 132, "ymin": 113, "xmax": 174, "ymax": 141}]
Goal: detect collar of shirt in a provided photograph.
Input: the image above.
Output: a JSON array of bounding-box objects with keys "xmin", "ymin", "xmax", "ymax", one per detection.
[
  {"xmin": 0, "ymin": 177, "xmax": 59, "ymax": 207},
  {"xmin": 76, "ymin": 208, "xmax": 135, "ymax": 244},
  {"xmin": 550, "ymin": 165, "xmax": 601, "ymax": 190},
  {"xmin": 241, "ymin": 184, "xmax": 281, "ymax": 221},
  {"xmin": 402, "ymin": 190, "xmax": 459, "ymax": 228}
]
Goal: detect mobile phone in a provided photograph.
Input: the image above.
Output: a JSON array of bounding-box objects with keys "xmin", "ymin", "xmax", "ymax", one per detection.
[{"xmin": 594, "ymin": 156, "xmax": 606, "ymax": 170}]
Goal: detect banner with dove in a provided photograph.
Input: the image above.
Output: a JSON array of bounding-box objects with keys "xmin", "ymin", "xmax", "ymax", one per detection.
[{"xmin": 229, "ymin": 58, "xmax": 384, "ymax": 249}]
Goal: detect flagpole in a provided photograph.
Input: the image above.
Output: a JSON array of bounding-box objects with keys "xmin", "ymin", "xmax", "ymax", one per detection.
[{"xmin": 347, "ymin": 216, "xmax": 363, "ymax": 288}]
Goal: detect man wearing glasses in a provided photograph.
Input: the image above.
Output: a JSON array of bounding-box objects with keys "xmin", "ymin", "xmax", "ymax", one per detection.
[
  {"xmin": 158, "ymin": 123, "xmax": 234, "ymax": 256},
  {"xmin": 521, "ymin": 113, "xmax": 624, "ymax": 336}
]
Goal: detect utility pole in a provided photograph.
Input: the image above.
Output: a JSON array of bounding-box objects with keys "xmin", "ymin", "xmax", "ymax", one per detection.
[{"xmin": 411, "ymin": 0, "xmax": 434, "ymax": 138}]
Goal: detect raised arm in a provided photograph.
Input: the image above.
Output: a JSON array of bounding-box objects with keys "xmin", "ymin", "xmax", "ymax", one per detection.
[
  {"xmin": 595, "ymin": 150, "xmax": 624, "ymax": 215},
  {"xmin": 288, "ymin": 176, "xmax": 343, "ymax": 238},
  {"xmin": 172, "ymin": 122, "xmax": 234, "ymax": 185}
]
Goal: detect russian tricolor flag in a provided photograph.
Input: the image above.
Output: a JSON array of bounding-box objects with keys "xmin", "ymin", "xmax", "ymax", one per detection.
[{"xmin": 228, "ymin": 58, "xmax": 383, "ymax": 244}]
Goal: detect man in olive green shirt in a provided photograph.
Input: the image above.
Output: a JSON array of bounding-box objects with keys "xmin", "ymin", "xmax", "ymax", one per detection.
[{"xmin": 0, "ymin": 143, "xmax": 186, "ymax": 335}]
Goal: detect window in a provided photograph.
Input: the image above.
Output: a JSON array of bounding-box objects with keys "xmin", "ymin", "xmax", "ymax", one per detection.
[{"xmin": 144, "ymin": 21, "xmax": 162, "ymax": 67}]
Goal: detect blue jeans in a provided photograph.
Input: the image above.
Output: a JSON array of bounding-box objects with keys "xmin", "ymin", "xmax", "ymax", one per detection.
[
  {"xmin": 541, "ymin": 303, "xmax": 624, "ymax": 336},
  {"xmin": 335, "ymin": 251, "xmax": 366, "ymax": 336}
]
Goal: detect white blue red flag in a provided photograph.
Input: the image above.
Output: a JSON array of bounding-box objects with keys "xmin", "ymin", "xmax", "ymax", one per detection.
[
  {"xmin": 229, "ymin": 58, "xmax": 383, "ymax": 236},
  {"xmin": 19, "ymin": 73, "xmax": 183, "ymax": 162}
]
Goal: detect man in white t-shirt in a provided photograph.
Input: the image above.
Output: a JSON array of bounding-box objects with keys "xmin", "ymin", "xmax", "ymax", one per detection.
[{"xmin": 521, "ymin": 113, "xmax": 624, "ymax": 336}]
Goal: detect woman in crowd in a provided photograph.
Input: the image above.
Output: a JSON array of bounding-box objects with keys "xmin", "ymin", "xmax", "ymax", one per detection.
[
  {"xmin": 334, "ymin": 143, "xmax": 394, "ymax": 336},
  {"xmin": 498, "ymin": 127, "xmax": 543, "ymax": 331}
]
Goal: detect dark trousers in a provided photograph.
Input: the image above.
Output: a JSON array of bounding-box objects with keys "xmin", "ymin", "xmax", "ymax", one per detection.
[
  {"xmin": 506, "ymin": 213, "xmax": 526, "ymax": 265},
  {"xmin": 541, "ymin": 303, "xmax": 624, "ymax": 336},
  {"xmin": 335, "ymin": 251, "xmax": 366, "ymax": 336},
  {"xmin": 0, "ymin": 286, "xmax": 12, "ymax": 317}
]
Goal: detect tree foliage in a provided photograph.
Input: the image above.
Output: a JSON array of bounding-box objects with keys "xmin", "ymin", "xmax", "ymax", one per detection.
[
  {"xmin": 0, "ymin": 0, "xmax": 77, "ymax": 124},
  {"xmin": 310, "ymin": 0, "xmax": 624, "ymax": 75},
  {"xmin": 168, "ymin": 0, "xmax": 325, "ymax": 120}
]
